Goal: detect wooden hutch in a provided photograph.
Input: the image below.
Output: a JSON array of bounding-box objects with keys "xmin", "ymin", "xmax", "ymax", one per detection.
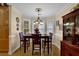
[
  {"xmin": 0, "ymin": 3, "xmax": 9, "ymax": 52},
  {"xmin": 61, "ymin": 8, "xmax": 79, "ymax": 56}
]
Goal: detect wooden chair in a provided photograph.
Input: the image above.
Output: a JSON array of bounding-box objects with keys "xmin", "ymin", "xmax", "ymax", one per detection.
[
  {"xmin": 42, "ymin": 33, "xmax": 53, "ymax": 55},
  {"xmin": 32, "ymin": 34, "xmax": 41, "ymax": 55},
  {"xmin": 19, "ymin": 32, "xmax": 30, "ymax": 50},
  {"xmin": 19, "ymin": 32, "xmax": 24, "ymax": 48}
]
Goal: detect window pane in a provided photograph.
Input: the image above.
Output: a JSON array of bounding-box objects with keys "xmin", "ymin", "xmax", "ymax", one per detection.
[{"xmin": 47, "ymin": 20, "xmax": 53, "ymax": 34}]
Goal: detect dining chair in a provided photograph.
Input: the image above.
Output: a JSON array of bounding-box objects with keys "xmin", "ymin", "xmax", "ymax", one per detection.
[
  {"xmin": 19, "ymin": 32, "xmax": 24, "ymax": 47},
  {"xmin": 32, "ymin": 34, "xmax": 41, "ymax": 55},
  {"xmin": 19, "ymin": 32, "xmax": 29, "ymax": 51},
  {"xmin": 42, "ymin": 33, "xmax": 53, "ymax": 55}
]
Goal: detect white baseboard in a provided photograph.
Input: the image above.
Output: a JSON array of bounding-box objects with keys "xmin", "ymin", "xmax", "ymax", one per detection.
[
  {"xmin": 8, "ymin": 45, "xmax": 20, "ymax": 55},
  {"xmin": 53, "ymin": 43, "xmax": 60, "ymax": 50}
]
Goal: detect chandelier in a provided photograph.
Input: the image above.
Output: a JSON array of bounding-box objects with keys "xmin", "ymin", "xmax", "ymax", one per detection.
[{"xmin": 33, "ymin": 8, "xmax": 43, "ymax": 25}]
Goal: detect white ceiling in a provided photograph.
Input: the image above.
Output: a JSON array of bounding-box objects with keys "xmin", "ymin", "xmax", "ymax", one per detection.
[{"xmin": 9, "ymin": 3, "xmax": 71, "ymax": 19}]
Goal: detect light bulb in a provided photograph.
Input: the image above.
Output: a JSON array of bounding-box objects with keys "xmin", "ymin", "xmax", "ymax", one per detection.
[
  {"xmin": 36, "ymin": 22, "xmax": 38, "ymax": 24},
  {"xmin": 34, "ymin": 23, "xmax": 35, "ymax": 24},
  {"xmin": 40, "ymin": 22, "xmax": 44, "ymax": 25}
]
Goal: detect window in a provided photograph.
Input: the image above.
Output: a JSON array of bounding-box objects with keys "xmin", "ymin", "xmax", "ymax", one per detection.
[
  {"xmin": 47, "ymin": 20, "xmax": 53, "ymax": 34},
  {"xmin": 23, "ymin": 21, "xmax": 29, "ymax": 34}
]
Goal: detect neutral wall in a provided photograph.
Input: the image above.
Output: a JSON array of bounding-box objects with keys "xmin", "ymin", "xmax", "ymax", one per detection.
[
  {"xmin": 8, "ymin": 6, "xmax": 22, "ymax": 55},
  {"xmin": 54, "ymin": 4, "xmax": 77, "ymax": 50}
]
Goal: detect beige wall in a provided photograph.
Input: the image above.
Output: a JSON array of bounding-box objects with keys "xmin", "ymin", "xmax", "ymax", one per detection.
[
  {"xmin": 53, "ymin": 4, "xmax": 77, "ymax": 50},
  {"xmin": 9, "ymin": 6, "xmax": 22, "ymax": 55}
]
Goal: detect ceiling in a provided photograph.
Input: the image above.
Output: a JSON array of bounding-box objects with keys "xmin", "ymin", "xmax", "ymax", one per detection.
[{"xmin": 9, "ymin": 3, "xmax": 72, "ymax": 19}]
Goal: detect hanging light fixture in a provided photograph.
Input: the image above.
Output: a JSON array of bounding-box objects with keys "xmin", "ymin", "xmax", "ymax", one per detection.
[{"xmin": 33, "ymin": 8, "xmax": 43, "ymax": 25}]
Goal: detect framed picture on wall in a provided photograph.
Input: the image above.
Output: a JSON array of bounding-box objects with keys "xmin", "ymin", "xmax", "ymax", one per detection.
[
  {"xmin": 16, "ymin": 17, "xmax": 19, "ymax": 31},
  {"xmin": 16, "ymin": 17, "xmax": 19, "ymax": 23}
]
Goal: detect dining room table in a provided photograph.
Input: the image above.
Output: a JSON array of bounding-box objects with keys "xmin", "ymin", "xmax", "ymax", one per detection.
[{"xmin": 23, "ymin": 34, "xmax": 50, "ymax": 55}]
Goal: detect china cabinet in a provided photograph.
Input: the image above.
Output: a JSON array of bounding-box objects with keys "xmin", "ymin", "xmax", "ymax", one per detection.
[{"xmin": 61, "ymin": 8, "xmax": 79, "ymax": 56}]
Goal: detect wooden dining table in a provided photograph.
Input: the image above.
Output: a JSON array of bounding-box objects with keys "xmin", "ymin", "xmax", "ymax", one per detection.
[{"xmin": 23, "ymin": 35, "xmax": 50, "ymax": 55}]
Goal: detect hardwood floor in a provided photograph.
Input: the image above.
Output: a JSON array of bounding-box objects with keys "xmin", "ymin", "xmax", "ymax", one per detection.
[
  {"xmin": 0, "ymin": 45, "xmax": 60, "ymax": 56},
  {"xmin": 53, "ymin": 45, "xmax": 60, "ymax": 56}
]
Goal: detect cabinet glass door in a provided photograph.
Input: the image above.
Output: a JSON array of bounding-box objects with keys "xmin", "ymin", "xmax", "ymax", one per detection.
[
  {"xmin": 63, "ymin": 18, "xmax": 74, "ymax": 41},
  {"xmin": 75, "ymin": 15, "xmax": 79, "ymax": 44},
  {"xmin": 76, "ymin": 15, "xmax": 79, "ymax": 34}
]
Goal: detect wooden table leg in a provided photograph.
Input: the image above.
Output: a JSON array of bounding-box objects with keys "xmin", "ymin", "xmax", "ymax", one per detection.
[
  {"xmin": 40, "ymin": 40, "xmax": 41, "ymax": 55},
  {"xmin": 24, "ymin": 37, "xmax": 26, "ymax": 53},
  {"xmin": 48, "ymin": 38, "xmax": 49, "ymax": 55}
]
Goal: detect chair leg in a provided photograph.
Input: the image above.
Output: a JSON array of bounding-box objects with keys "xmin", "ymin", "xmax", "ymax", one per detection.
[
  {"xmin": 40, "ymin": 43, "xmax": 41, "ymax": 55},
  {"xmin": 42, "ymin": 41, "xmax": 45, "ymax": 54},
  {"xmin": 32, "ymin": 50, "xmax": 33, "ymax": 55},
  {"xmin": 27, "ymin": 41, "xmax": 30, "ymax": 51},
  {"xmin": 40, "ymin": 49, "xmax": 41, "ymax": 56},
  {"xmin": 44, "ymin": 43, "xmax": 45, "ymax": 52},
  {"xmin": 27, "ymin": 46, "xmax": 28, "ymax": 51},
  {"xmin": 29, "ymin": 39, "xmax": 30, "ymax": 47},
  {"xmin": 32, "ymin": 44, "xmax": 34, "ymax": 55},
  {"xmin": 42, "ymin": 42, "xmax": 45, "ymax": 55},
  {"xmin": 20, "ymin": 43, "xmax": 21, "ymax": 56},
  {"xmin": 51, "ymin": 42, "xmax": 52, "ymax": 55}
]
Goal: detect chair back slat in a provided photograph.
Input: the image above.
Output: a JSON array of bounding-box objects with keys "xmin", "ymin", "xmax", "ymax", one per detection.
[
  {"xmin": 19, "ymin": 32, "xmax": 24, "ymax": 40},
  {"xmin": 49, "ymin": 33, "xmax": 53, "ymax": 41},
  {"xmin": 32, "ymin": 34, "xmax": 41, "ymax": 44}
]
